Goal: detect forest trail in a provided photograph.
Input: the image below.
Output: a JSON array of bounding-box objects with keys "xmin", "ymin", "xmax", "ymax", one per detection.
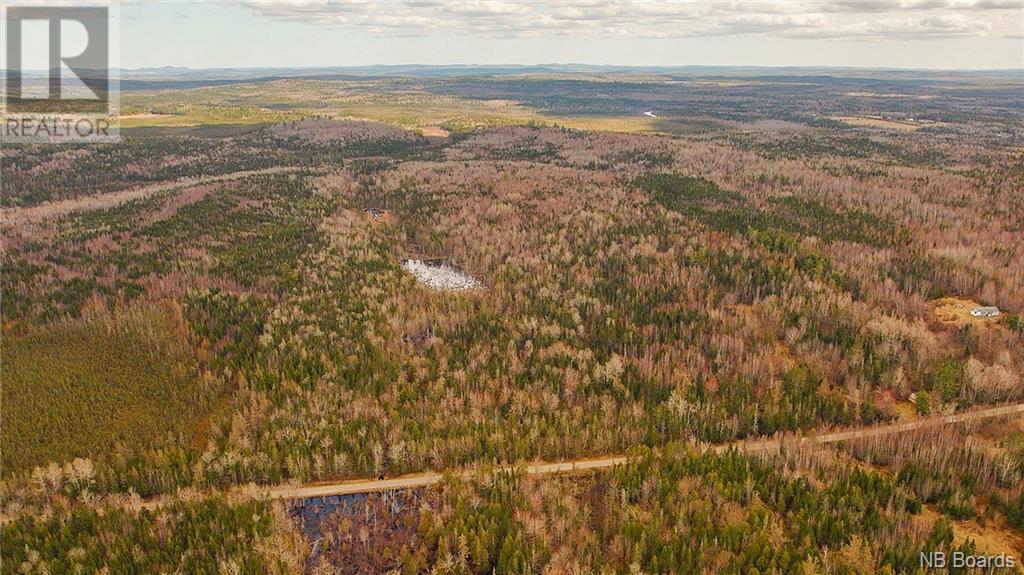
[
  {"xmin": 2, "ymin": 166, "xmax": 307, "ymax": 226},
  {"xmin": 138, "ymin": 402, "xmax": 1024, "ymax": 509}
]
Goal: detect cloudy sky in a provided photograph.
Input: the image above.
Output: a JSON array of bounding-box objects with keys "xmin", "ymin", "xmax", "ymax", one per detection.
[{"xmin": 118, "ymin": 1, "xmax": 1023, "ymax": 69}]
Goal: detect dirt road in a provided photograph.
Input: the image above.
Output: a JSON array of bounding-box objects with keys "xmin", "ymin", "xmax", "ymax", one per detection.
[
  {"xmin": 239, "ymin": 402, "xmax": 1024, "ymax": 503},
  {"xmin": 718, "ymin": 401, "xmax": 1024, "ymax": 454},
  {"xmin": 2, "ymin": 166, "xmax": 308, "ymax": 226},
  {"xmin": 264, "ymin": 455, "xmax": 635, "ymax": 501}
]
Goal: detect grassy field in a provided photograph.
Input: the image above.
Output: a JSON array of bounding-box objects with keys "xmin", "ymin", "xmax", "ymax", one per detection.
[
  {"xmin": 120, "ymin": 80, "xmax": 542, "ymax": 132},
  {"xmin": 1, "ymin": 304, "xmax": 201, "ymax": 475},
  {"xmin": 545, "ymin": 115, "xmax": 656, "ymax": 133},
  {"xmin": 119, "ymin": 104, "xmax": 306, "ymax": 127}
]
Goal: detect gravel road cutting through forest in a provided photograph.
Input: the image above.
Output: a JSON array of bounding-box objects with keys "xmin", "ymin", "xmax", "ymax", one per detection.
[{"xmin": 147, "ymin": 401, "xmax": 1020, "ymax": 508}]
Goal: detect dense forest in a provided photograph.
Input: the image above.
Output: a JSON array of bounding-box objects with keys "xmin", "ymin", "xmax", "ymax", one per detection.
[
  {"xmin": 7, "ymin": 435, "xmax": 1022, "ymax": 574},
  {"xmin": 3, "ymin": 71, "xmax": 1023, "ymax": 571},
  {"xmin": 306, "ymin": 442, "xmax": 1018, "ymax": 574}
]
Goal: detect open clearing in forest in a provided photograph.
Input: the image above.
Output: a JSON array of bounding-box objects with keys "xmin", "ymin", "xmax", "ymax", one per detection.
[
  {"xmin": 403, "ymin": 259, "xmax": 481, "ymax": 291},
  {"xmin": 932, "ymin": 296, "xmax": 1002, "ymax": 325}
]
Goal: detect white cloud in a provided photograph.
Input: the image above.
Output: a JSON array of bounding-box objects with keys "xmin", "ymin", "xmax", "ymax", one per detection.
[{"xmin": 240, "ymin": 0, "xmax": 1024, "ymax": 40}]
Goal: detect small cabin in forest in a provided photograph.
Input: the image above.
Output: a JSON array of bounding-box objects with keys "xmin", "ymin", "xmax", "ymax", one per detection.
[{"xmin": 970, "ymin": 306, "xmax": 1000, "ymax": 318}]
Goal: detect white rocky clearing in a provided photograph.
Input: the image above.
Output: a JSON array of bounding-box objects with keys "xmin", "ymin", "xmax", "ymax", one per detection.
[{"xmin": 403, "ymin": 259, "xmax": 480, "ymax": 291}]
